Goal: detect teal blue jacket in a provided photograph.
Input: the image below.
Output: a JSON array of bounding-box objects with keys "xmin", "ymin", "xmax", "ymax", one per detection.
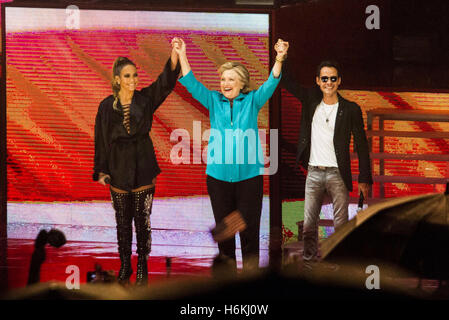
[{"xmin": 179, "ymin": 70, "xmax": 281, "ymax": 182}]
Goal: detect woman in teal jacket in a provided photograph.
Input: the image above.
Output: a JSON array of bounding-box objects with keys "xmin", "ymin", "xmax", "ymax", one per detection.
[{"xmin": 173, "ymin": 37, "xmax": 288, "ymax": 271}]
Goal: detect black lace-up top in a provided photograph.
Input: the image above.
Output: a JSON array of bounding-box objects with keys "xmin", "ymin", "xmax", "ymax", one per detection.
[
  {"xmin": 93, "ymin": 58, "xmax": 180, "ymax": 191},
  {"xmin": 122, "ymin": 104, "xmax": 131, "ymax": 134}
]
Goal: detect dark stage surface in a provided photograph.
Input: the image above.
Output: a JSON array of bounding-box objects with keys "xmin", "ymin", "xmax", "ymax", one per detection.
[
  {"xmin": 6, "ymin": 239, "xmax": 213, "ymax": 289},
  {"xmin": 3, "ymin": 237, "xmax": 446, "ymax": 299}
]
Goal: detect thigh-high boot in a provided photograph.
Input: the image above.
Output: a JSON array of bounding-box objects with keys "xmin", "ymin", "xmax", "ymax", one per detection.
[
  {"xmin": 132, "ymin": 187, "xmax": 155, "ymax": 286},
  {"xmin": 111, "ymin": 190, "xmax": 133, "ymax": 285}
]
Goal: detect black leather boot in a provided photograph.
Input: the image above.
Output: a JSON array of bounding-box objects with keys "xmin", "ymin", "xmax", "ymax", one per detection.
[
  {"xmin": 133, "ymin": 187, "xmax": 155, "ymax": 286},
  {"xmin": 111, "ymin": 190, "xmax": 133, "ymax": 285},
  {"xmin": 135, "ymin": 255, "xmax": 148, "ymax": 286}
]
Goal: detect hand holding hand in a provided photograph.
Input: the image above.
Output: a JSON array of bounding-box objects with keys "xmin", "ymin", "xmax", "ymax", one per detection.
[
  {"xmin": 171, "ymin": 37, "xmax": 186, "ymax": 56},
  {"xmin": 274, "ymin": 38, "xmax": 289, "ymax": 61},
  {"xmin": 172, "ymin": 37, "xmax": 191, "ymax": 76}
]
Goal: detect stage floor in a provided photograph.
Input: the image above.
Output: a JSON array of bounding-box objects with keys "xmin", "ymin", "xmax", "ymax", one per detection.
[
  {"xmin": 3, "ymin": 238, "xmax": 446, "ymax": 299},
  {"xmin": 4, "ymin": 196, "xmax": 275, "ymax": 290},
  {"xmin": 5, "ymin": 238, "xmax": 221, "ymax": 289},
  {"xmin": 3, "ymin": 198, "xmax": 367, "ymax": 290}
]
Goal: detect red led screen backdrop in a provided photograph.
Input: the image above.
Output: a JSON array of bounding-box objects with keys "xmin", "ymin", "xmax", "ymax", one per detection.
[{"xmin": 6, "ymin": 9, "xmax": 271, "ymax": 202}]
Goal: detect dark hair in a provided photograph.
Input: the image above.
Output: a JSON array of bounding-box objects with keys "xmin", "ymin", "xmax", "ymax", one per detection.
[
  {"xmin": 111, "ymin": 57, "xmax": 136, "ymax": 110},
  {"xmin": 316, "ymin": 60, "xmax": 341, "ymax": 78}
]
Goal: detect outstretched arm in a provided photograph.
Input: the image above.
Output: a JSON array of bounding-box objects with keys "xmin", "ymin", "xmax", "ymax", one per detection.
[
  {"xmin": 279, "ymin": 48, "xmax": 313, "ymax": 104},
  {"xmin": 246, "ymin": 39, "xmax": 289, "ymax": 109},
  {"xmin": 172, "ymin": 37, "xmax": 191, "ymax": 77},
  {"xmin": 170, "ymin": 44, "xmax": 179, "ymax": 71},
  {"xmin": 272, "ymin": 39, "xmax": 289, "ymax": 78},
  {"xmin": 140, "ymin": 42, "xmax": 181, "ymax": 112},
  {"xmin": 172, "ymin": 37, "xmax": 215, "ymax": 110}
]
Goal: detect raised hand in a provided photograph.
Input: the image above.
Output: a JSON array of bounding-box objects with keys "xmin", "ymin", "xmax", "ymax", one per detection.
[
  {"xmin": 274, "ymin": 38, "xmax": 289, "ymax": 61},
  {"xmin": 170, "ymin": 37, "xmax": 181, "ymax": 70},
  {"xmin": 171, "ymin": 37, "xmax": 185, "ymax": 55},
  {"xmin": 272, "ymin": 39, "xmax": 288, "ymax": 78},
  {"xmin": 171, "ymin": 38, "xmax": 191, "ymax": 76}
]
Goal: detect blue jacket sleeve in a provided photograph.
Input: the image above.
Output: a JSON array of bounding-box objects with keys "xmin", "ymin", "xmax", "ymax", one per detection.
[
  {"xmin": 178, "ymin": 71, "xmax": 216, "ymax": 111},
  {"xmin": 253, "ymin": 71, "xmax": 281, "ymax": 110}
]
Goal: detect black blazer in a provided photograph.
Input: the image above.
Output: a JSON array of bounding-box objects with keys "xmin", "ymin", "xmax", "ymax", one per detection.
[
  {"xmin": 281, "ymin": 64, "xmax": 373, "ymax": 192},
  {"xmin": 93, "ymin": 58, "xmax": 180, "ymax": 191}
]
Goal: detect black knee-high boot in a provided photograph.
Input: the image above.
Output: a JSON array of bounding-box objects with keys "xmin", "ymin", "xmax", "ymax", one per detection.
[
  {"xmin": 111, "ymin": 190, "xmax": 133, "ymax": 285},
  {"xmin": 132, "ymin": 187, "xmax": 155, "ymax": 286}
]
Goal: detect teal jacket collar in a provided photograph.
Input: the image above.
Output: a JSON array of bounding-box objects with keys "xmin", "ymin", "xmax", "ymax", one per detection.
[{"xmin": 219, "ymin": 92, "xmax": 248, "ymax": 103}]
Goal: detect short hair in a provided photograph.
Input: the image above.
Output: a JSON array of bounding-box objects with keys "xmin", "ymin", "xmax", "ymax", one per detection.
[
  {"xmin": 218, "ymin": 61, "xmax": 251, "ymax": 93},
  {"xmin": 316, "ymin": 60, "xmax": 341, "ymax": 78}
]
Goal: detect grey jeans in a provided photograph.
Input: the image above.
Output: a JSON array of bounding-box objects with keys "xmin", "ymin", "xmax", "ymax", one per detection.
[{"xmin": 303, "ymin": 165, "xmax": 349, "ymax": 261}]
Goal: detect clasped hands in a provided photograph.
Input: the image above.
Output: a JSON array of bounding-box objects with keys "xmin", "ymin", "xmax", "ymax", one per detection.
[{"xmin": 171, "ymin": 37, "xmax": 289, "ymax": 61}]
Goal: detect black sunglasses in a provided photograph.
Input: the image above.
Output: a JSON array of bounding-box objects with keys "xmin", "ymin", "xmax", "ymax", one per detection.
[{"xmin": 320, "ymin": 76, "xmax": 338, "ymax": 83}]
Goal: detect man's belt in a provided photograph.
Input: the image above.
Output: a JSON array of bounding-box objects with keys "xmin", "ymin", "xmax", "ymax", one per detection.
[{"xmin": 309, "ymin": 165, "xmax": 337, "ymax": 170}]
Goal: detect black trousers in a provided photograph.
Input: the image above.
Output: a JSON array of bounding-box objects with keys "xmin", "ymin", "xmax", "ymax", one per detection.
[{"xmin": 206, "ymin": 175, "xmax": 263, "ymax": 269}]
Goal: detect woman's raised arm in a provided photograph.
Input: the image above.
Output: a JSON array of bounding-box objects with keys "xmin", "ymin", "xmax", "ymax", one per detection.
[
  {"xmin": 272, "ymin": 39, "xmax": 289, "ymax": 78},
  {"xmin": 172, "ymin": 37, "xmax": 216, "ymax": 110}
]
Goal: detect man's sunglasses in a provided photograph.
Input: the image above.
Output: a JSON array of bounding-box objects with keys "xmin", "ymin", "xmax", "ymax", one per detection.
[{"xmin": 320, "ymin": 76, "xmax": 338, "ymax": 83}]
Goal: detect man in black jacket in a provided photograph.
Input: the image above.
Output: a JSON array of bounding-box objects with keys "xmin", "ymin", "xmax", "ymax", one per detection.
[{"xmin": 282, "ymin": 60, "xmax": 373, "ymax": 265}]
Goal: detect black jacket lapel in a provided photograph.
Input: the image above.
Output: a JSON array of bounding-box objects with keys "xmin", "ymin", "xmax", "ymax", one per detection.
[{"xmin": 334, "ymin": 93, "xmax": 346, "ymax": 136}]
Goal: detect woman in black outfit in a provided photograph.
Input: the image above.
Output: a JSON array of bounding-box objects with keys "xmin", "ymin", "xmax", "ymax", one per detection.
[{"xmin": 93, "ymin": 45, "xmax": 180, "ymax": 286}]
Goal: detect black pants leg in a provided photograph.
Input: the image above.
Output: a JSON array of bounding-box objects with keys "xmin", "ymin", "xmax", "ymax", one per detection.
[
  {"xmin": 236, "ymin": 175, "xmax": 263, "ymax": 270},
  {"xmin": 207, "ymin": 176, "xmax": 237, "ymax": 263}
]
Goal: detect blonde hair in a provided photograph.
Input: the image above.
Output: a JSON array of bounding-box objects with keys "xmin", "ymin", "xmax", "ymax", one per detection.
[
  {"xmin": 111, "ymin": 57, "xmax": 136, "ymax": 111},
  {"xmin": 218, "ymin": 62, "xmax": 251, "ymax": 93}
]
